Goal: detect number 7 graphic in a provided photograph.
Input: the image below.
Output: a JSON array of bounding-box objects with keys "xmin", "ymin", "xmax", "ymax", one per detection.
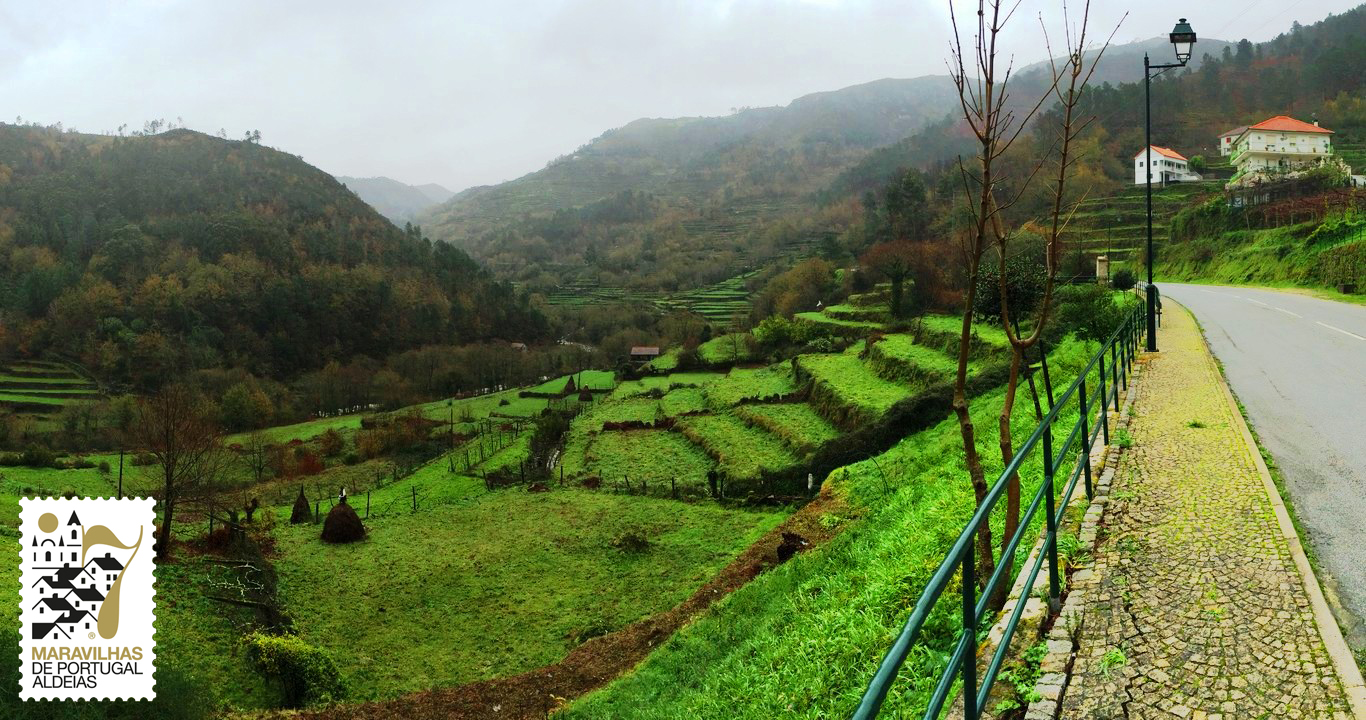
[{"xmin": 82, "ymin": 525, "xmax": 144, "ymax": 640}]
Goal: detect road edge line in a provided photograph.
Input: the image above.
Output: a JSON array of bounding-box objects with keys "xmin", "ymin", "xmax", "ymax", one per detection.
[{"xmin": 1178, "ymin": 299, "xmax": 1366, "ymax": 716}]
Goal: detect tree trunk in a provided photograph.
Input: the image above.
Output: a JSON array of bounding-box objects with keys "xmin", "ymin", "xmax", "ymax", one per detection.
[
  {"xmin": 992, "ymin": 347, "xmax": 1025, "ymax": 609},
  {"xmin": 954, "ymin": 286, "xmax": 995, "ymax": 591},
  {"xmin": 889, "ymin": 276, "xmax": 905, "ymax": 318}
]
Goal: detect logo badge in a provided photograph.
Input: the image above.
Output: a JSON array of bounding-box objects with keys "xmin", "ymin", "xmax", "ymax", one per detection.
[{"xmin": 19, "ymin": 497, "xmax": 156, "ymax": 700}]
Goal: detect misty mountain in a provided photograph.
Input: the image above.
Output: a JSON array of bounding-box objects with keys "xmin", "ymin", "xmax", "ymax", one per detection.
[
  {"xmin": 420, "ymin": 75, "xmax": 960, "ymax": 249},
  {"xmin": 1016, "ymin": 35, "xmax": 1235, "ymax": 89},
  {"xmin": 336, "ymin": 175, "xmax": 455, "ymax": 225}
]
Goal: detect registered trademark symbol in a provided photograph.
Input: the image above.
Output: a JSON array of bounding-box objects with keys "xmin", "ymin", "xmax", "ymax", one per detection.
[{"xmin": 88, "ymin": 633, "xmax": 95, "ymax": 639}]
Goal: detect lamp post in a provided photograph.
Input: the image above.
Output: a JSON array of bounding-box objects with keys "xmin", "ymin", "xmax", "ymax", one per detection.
[{"xmin": 1143, "ymin": 18, "xmax": 1196, "ymax": 352}]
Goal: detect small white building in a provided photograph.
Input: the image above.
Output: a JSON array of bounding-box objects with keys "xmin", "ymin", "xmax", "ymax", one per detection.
[
  {"xmin": 1134, "ymin": 146, "xmax": 1202, "ymax": 186},
  {"xmin": 1228, "ymin": 116, "xmax": 1338, "ymax": 186},
  {"xmin": 1217, "ymin": 126, "xmax": 1249, "ymax": 156}
]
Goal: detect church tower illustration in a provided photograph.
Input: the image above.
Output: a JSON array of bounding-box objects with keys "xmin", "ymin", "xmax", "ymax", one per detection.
[{"xmin": 31, "ymin": 511, "xmax": 82, "ymax": 566}]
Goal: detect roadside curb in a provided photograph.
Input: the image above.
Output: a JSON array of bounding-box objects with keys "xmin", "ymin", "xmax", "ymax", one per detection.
[{"xmin": 1189, "ymin": 300, "xmax": 1366, "ymax": 717}]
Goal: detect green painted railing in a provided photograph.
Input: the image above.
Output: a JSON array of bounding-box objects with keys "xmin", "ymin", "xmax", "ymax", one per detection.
[{"xmin": 853, "ymin": 301, "xmax": 1148, "ymax": 719}]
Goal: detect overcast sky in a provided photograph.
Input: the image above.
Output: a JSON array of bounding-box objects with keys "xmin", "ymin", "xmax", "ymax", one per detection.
[{"xmin": 1, "ymin": 1, "xmax": 1357, "ymax": 191}]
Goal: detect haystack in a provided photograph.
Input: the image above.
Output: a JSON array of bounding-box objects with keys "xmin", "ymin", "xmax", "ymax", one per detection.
[
  {"xmin": 290, "ymin": 487, "xmax": 312, "ymax": 524},
  {"xmin": 321, "ymin": 499, "xmax": 366, "ymax": 543}
]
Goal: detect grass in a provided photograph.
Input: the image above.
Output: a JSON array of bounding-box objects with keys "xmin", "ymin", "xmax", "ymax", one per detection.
[
  {"xmin": 582, "ymin": 396, "xmax": 663, "ymax": 428},
  {"xmin": 698, "ymin": 334, "xmax": 755, "ymax": 365},
  {"xmin": 612, "ymin": 373, "xmax": 722, "ymax": 400},
  {"xmin": 660, "ymin": 387, "xmax": 709, "ymax": 418},
  {"xmin": 0, "ymin": 392, "xmax": 73, "ymax": 406},
  {"xmin": 562, "ymin": 335, "xmax": 1099, "ymax": 719},
  {"xmin": 528, "ymin": 370, "xmax": 616, "ymax": 394},
  {"xmin": 581, "ymin": 430, "xmax": 716, "ymax": 488},
  {"xmin": 0, "ymin": 374, "xmax": 93, "ymax": 385},
  {"xmin": 677, "ymin": 414, "xmax": 800, "ymax": 482},
  {"xmin": 273, "ymin": 489, "xmax": 784, "ymax": 701},
  {"xmin": 799, "ymin": 349, "xmax": 922, "ymax": 428},
  {"xmin": 866, "ymin": 334, "xmax": 963, "ymax": 382},
  {"xmin": 735, "ymin": 404, "xmax": 840, "ymax": 456},
  {"xmin": 793, "ymin": 311, "xmax": 883, "ymax": 330},
  {"xmin": 704, "ymin": 366, "xmax": 796, "ymax": 408}
]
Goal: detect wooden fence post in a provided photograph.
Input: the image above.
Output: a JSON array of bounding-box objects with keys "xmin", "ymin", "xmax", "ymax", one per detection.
[
  {"xmin": 314, "ymin": 500, "xmax": 320, "ymax": 523},
  {"xmin": 366, "ymin": 490, "xmax": 371, "ymax": 519}
]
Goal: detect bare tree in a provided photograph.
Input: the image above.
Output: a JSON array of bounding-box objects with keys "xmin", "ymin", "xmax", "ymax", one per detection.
[
  {"xmin": 992, "ymin": 2, "xmax": 1121, "ymax": 591},
  {"xmin": 239, "ymin": 431, "xmax": 272, "ymax": 486},
  {"xmin": 135, "ymin": 384, "xmax": 226, "ymax": 560}
]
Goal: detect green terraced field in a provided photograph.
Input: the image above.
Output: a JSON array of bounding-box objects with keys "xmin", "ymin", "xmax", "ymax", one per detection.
[
  {"xmin": 799, "ymin": 348, "xmax": 924, "ymax": 428},
  {"xmin": 735, "ymin": 403, "xmax": 840, "ymax": 456},
  {"xmin": 581, "ymin": 396, "xmax": 663, "ymax": 428},
  {"xmin": 659, "ymin": 387, "xmax": 708, "ymax": 417},
  {"xmin": 676, "ymin": 414, "xmax": 799, "ymax": 482},
  {"xmin": 704, "ymin": 366, "xmax": 797, "ymax": 407},
  {"xmin": 697, "ymin": 333, "xmax": 755, "ymax": 364},
  {"xmin": 582, "ymin": 429, "xmax": 716, "ymax": 487}
]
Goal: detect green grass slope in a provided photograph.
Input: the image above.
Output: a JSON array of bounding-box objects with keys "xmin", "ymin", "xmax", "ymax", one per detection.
[{"xmin": 562, "ymin": 336, "xmax": 1098, "ymax": 719}]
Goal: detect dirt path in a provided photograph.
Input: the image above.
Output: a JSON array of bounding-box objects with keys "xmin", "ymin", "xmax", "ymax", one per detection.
[{"xmin": 278, "ymin": 490, "xmax": 849, "ymax": 720}]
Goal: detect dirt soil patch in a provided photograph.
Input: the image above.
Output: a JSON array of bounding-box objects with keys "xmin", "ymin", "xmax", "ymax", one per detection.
[{"xmin": 281, "ymin": 489, "xmax": 851, "ymax": 720}]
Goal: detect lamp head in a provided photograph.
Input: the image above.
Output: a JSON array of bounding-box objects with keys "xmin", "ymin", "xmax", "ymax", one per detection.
[{"xmin": 1170, "ymin": 18, "xmax": 1197, "ymax": 64}]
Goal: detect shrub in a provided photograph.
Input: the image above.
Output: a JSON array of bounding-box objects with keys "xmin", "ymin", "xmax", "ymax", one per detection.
[
  {"xmin": 343, "ymin": 452, "xmax": 360, "ymax": 466},
  {"xmin": 293, "ymin": 449, "xmax": 325, "ymax": 477},
  {"xmin": 98, "ymin": 460, "xmax": 111, "ymax": 473},
  {"xmin": 319, "ymin": 429, "xmax": 344, "ymax": 457},
  {"xmin": 973, "ymin": 242, "xmax": 1048, "ymax": 323},
  {"xmin": 245, "ymin": 632, "xmax": 346, "ymax": 707},
  {"xmin": 68, "ymin": 457, "xmax": 97, "ymax": 470},
  {"xmin": 1110, "ymin": 268, "xmax": 1136, "ymax": 291},
  {"xmin": 1054, "ymin": 284, "xmax": 1126, "ymax": 344},
  {"xmin": 19, "ymin": 445, "xmax": 56, "ymax": 469}
]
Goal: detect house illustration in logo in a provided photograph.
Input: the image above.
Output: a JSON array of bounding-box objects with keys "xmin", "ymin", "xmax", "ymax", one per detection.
[{"xmin": 28, "ymin": 511, "xmax": 125, "ymax": 640}]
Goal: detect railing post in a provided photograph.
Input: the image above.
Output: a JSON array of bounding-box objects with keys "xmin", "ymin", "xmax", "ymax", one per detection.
[
  {"xmin": 1043, "ymin": 422, "xmax": 1060, "ymax": 612},
  {"xmin": 1111, "ymin": 341, "xmax": 1121, "ymax": 411},
  {"xmin": 961, "ymin": 551, "xmax": 979, "ymax": 719},
  {"xmin": 1080, "ymin": 377, "xmax": 1093, "ymax": 499},
  {"xmin": 1098, "ymin": 351, "xmax": 1110, "ymax": 446}
]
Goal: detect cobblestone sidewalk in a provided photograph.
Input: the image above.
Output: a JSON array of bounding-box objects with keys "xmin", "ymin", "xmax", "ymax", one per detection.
[{"xmin": 1057, "ymin": 306, "xmax": 1353, "ymax": 719}]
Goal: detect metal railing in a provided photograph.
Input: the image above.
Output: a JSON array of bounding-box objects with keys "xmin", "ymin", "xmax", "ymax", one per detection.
[{"xmin": 853, "ymin": 301, "xmax": 1148, "ymax": 719}]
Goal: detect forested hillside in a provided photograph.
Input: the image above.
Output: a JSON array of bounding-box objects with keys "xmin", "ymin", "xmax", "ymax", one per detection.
[
  {"xmin": 419, "ymin": 76, "xmax": 960, "ymax": 289},
  {"xmin": 0, "ymin": 125, "xmax": 546, "ymax": 390}
]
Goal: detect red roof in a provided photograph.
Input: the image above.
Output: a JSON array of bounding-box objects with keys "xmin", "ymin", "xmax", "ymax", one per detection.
[
  {"xmin": 1134, "ymin": 145, "xmax": 1188, "ymax": 162},
  {"xmin": 1247, "ymin": 115, "xmax": 1333, "ymax": 134},
  {"xmin": 629, "ymin": 346, "xmax": 660, "ymax": 356}
]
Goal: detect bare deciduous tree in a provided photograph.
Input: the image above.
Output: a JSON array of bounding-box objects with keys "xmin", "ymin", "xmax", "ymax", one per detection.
[
  {"xmin": 135, "ymin": 384, "xmax": 226, "ymax": 560},
  {"xmin": 947, "ymin": 0, "xmax": 1116, "ymax": 606}
]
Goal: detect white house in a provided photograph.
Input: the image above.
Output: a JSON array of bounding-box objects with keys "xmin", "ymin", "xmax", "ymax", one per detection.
[
  {"xmin": 1134, "ymin": 146, "xmax": 1202, "ymax": 186},
  {"xmin": 1217, "ymin": 126, "xmax": 1249, "ymax": 156},
  {"xmin": 1228, "ymin": 115, "xmax": 1340, "ymax": 186}
]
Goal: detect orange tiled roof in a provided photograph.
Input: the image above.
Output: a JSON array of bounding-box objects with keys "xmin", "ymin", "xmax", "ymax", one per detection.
[
  {"xmin": 1247, "ymin": 115, "xmax": 1333, "ymax": 134},
  {"xmin": 1134, "ymin": 145, "xmax": 1188, "ymax": 162}
]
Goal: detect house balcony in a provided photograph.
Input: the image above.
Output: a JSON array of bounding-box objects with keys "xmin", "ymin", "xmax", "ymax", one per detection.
[{"xmin": 1231, "ymin": 146, "xmax": 1333, "ymax": 165}]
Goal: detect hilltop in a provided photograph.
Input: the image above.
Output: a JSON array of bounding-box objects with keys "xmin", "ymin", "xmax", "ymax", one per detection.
[
  {"xmin": 0, "ymin": 125, "xmax": 545, "ymax": 390},
  {"xmin": 335, "ymin": 175, "xmax": 454, "ymax": 224},
  {"xmin": 418, "ymin": 76, "xmax": 960, "ymax": 288}
]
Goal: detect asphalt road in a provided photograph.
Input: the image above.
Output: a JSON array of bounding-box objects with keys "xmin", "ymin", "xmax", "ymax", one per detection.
[{"xmin": 1159, "ymin": 283, "xmax": 1366, "ymax": 645}]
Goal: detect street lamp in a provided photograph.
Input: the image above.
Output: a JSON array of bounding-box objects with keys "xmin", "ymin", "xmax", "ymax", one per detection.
[{"xmin": 1143, "ymin": 18, "xmax": 1197, "ymax": 352}]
